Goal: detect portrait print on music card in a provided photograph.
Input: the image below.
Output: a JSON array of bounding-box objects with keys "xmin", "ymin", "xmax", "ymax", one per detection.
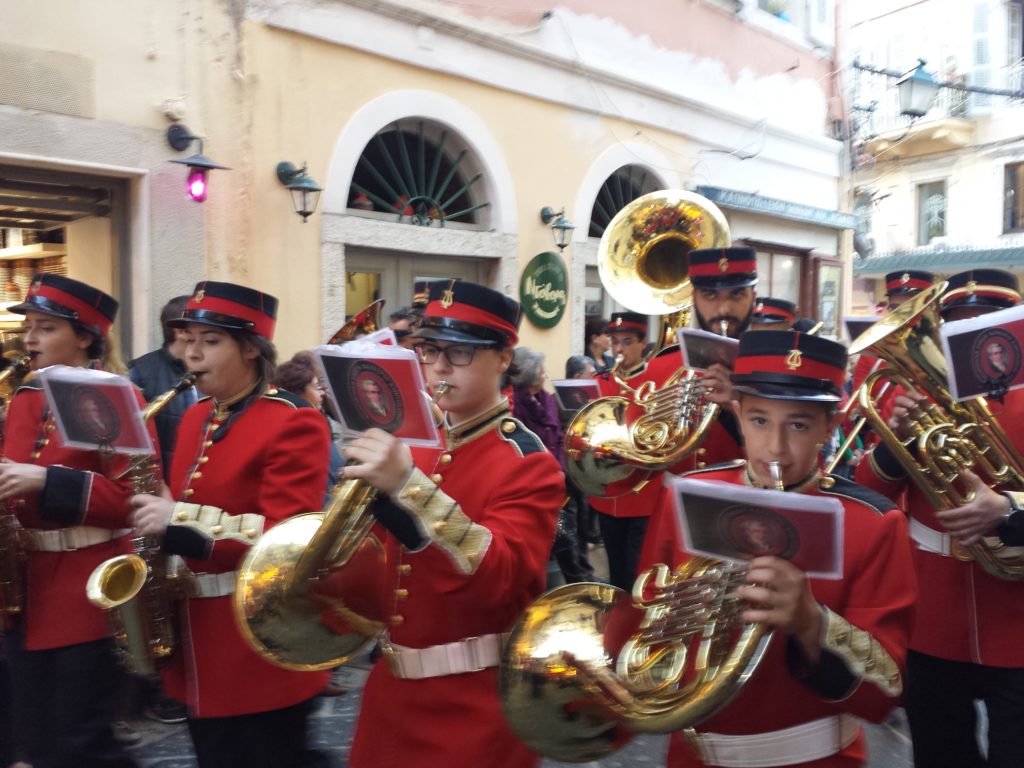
[
  {"xmin": 671, "ymin": 477, "xmax": 844, "ymax": 579},
  {"xmin": 39, "ymin": 365, "xmax": 153, "ymax": 455},
  {"xmin": 315, "ymin": 344, "xmax": 441, "ymax": 448},
  {"xmin": 940, "ymin": 304, "xmax": 1024, "ymax": 401},
  {"xmin": 677, "ymin": 328, "xmax": 740, "ymax": 372}
]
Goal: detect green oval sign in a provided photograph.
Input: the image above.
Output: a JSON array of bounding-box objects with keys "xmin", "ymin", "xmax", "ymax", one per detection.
[{"xmin": 519, "ymin": 251, "xmax": 568, "ymax": 329}]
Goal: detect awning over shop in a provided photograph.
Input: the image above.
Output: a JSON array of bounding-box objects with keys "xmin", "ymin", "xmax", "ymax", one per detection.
[{"xmin": 853, "ymin": 245, "xmax": 1024, "ymax": 275}]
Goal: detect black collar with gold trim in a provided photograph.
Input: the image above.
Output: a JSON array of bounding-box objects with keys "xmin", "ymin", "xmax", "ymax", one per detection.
[{"xmin": 447, "ymin": 400, "xmax": 510, "ymax": 449}]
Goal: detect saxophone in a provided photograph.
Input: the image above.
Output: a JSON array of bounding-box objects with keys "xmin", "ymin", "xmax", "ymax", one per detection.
[
  {"xmin": 85, "ymin": 373, "xmax": 197, "ymax": 675},
  {"xmin": 0, "ymin": 355, "xmax": 40, "ymax": 621}
]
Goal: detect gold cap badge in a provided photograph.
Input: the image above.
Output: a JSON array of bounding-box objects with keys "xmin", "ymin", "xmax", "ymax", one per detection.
[
  {"xmin": 718, "ymin": 257, "xmax": 729, "ymax": 272},
  {"xmin": 440, "ymin": 279, "xmax": 456, "ymax": 309},
  {"xmin": 786, "ymin": 349, "xmax": 803, "ymax": 370},
  {"xmin": 194, "ymin": 289, "xmax": 205, "ymax": 303},
  {"xmin": 966, "ymin": 280, "xmax": 977, "ymax": 295},
  {"xmin": 900, "ymin": 273, "xmax": 910, "ymax": 284}
]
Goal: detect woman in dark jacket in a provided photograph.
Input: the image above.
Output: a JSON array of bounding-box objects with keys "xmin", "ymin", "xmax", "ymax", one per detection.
[{"xmin": 510, "ymin": 348, "xmax": 594, "ymax": 583}]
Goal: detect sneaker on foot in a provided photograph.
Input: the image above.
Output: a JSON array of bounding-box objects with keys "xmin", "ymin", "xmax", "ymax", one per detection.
[{"xmin": 144, "ymin": 696, "xmax": 188, "ymax": 724}]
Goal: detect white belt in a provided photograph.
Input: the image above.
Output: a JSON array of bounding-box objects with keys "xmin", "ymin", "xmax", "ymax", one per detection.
[
  {"xmin": 684, "ymin": 714, "xmax": 860, "ymax": 768},
  {"xmin": 191, "ymin": 571, "xmax": 237, "ymax": 598},
  {"xmin": 382, "ymin": 633, "xmax": 507, "ymax": 679},
  {"xmin": 910, "ymin": 517, "xmax": 954, "ymax": 556},
  {"xmin": 25, "ymin": 526, "xmax": 129, "ymax": 552}
]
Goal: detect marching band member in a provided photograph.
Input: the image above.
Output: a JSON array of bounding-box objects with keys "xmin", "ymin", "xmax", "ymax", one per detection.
[
  {"xmin": 589, "ymin": 247, "xmax": 754, "ymax": 590},
  {"xmin": 344, "ymin": 280, "xmax": 564, "ymax": 768},
  {"xmin": 642, "ymin": 329, "xmax": 916, "ymax": 768},
  {"xmin": 130, "ymin": 281, "xmax": 331, "ymax": 768},
  {"xmin": 856, "ymin": 268, "xmax": 1024, "ymax": 768},
  {"xmin": 750, "ymin": 297, "xmax": 797, "ymax": 331},
  {"xmin": 0, "ymin": 274, "xmax": 146, "ymax": 768}
]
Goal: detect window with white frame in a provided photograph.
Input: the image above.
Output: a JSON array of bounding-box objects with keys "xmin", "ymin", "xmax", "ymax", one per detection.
[
  {"xmin": 1005, "ymin": 162, "xmax": 1024, "ymax": 233},
  {"xmin": 917, "ymin": 180, "xmax": 947, "ymax": 245}
]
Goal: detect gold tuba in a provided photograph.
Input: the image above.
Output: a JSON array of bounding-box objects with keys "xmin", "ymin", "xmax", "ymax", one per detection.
[
  {"xmin": 85, "ymin": 373, "xmax": 199, "ymax": 674},
  {"xmin": 565, "ymin": 190, "xmax": 731, "ymax": 498},
  {"xmin": 234, "ymin": 300, "xmax": 422, "ymax": 670},
  {"xmin": 500, "ymin": 558, "xmax": 770, "ymax": 762},
  {"xmin": 850, "ymin": 282, "xmax": 1024, "ymax": 580}
]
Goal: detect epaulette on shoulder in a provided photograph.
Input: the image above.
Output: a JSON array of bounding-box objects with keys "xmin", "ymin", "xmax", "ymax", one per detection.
[
  {"xmin": 684, "ymin": 458, "xmax": 746, "ymax": 477},
  {"xmin": 15, "ymin": 376, "xmax": 42, "ymax": 392},
  {"xmin": 820, "ymin": 475, "xmax": 897, "ymax": 516},
  {"xmin": 497, "ymin": 416, "xmax": 547, "ymax": 458},
  {"xmin": 262, "ymin": 387, "xmax": 309, "ymax": 409}
]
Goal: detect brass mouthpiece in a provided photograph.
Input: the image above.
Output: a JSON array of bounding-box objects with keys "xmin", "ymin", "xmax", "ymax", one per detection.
[
  {"xmin": 718, "ymin": 319, "xmax": 730, "ymax": 337},
  {"xmin": 768, "ymin": 461, "xmax": 784, "ymax": 491}
]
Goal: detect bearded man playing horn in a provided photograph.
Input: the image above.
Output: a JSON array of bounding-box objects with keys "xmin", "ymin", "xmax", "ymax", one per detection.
[
  {"xmin": 856, "ymin": 268, "xmax": 1024, "ymax": 768},
  {"xmin": 640, "ymin": 329, "xmax": 916, "ymax": 768},
  {"xmin": 589, "ymin": 247, "xmax": 755, "ymax": 592}
]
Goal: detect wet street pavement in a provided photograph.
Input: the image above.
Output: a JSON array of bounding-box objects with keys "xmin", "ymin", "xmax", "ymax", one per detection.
[{"xmin": 125, "ymin": 651, "xmax": 914, "ymax": 768}]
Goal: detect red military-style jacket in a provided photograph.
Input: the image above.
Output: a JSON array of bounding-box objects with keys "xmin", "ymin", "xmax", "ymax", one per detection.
[
  {"xmin": 855, "ymin": 387, "xmax": 1024, "ymax": 667},
  {"xmin": 588, "ymin": 352, "xmax": 744, "ymax": 519},
  {"xmin": 160, "ymin": 388, "xmax": 331, "ymax": 717},
  {"xmin": 350, "ymin": 402, "xmax": 564, "ymax": 768},
  {"xmin": 3, "ymin": 380, "xmax": 156, "ymax": 650},
  {"xmin": 641, "ymin": 463, "xmax": 916, "ymax": 768}
]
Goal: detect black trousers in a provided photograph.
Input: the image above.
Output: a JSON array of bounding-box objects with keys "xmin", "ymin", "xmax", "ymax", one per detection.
[
  {"xmin": 187, "ymin": 697, "xmax": 330, "ymax": 768},
  {"xmin": 0, "ymin": 648, "xmax": 16, "ymax": 766},
  {"xmin": 905, "ymin": 649, "xmax": 1024, "ymax": 768},
  {"xmin": 598, "ymin": 512, "xmax": 649, "ymax": 592},
  {"xmin": 5, "ymin": 632, "xmax": 138, "ymax": 768}
]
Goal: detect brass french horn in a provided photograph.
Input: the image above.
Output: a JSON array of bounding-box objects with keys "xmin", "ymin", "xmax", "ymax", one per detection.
[
  {"xmin": 565, "ymin": 190, "xmax": 731, "ymax": 498},
  {"xmin": 233, "ymin": 299, "xmax": 405, "ymax": 670},
  {"xmin": 850, "ymin": 282, "xmax": 1024, "ymax": 580},
  {"xmin": 500, "ymin": 558, "xmax": 770, "ymax": 762}
]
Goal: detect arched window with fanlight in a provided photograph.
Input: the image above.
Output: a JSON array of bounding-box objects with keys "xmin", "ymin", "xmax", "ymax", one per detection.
[
  {"xmin": 588, "ymin": 165, "xmax": 661, "ymax": 238},
  {"xmin": 347, "ymin": 120, "xmax": 490, "ymax": 228}
]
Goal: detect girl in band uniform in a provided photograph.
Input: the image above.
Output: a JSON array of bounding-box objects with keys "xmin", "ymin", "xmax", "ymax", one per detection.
[
  {"xmin": 131, "ymin": 281, "xmax": 331, "ymax": 768},
  {"xmin": 0, "ymin": 273, "xmax": 144, "ymax": 768}
]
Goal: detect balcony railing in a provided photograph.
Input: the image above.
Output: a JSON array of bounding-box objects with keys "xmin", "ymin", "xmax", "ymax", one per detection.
[{"xmin": 850, "ymin": 59, "xmax": 1024, "ymax": 141}]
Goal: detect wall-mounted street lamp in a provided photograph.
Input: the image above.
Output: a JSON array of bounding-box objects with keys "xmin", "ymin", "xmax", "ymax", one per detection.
[
  {"xmin": 276, "ymin": 162, "xmax": 322, "ymax": 223},
  {"xmin": 166, "ymin": 124, "xmax": 230, "ymax": 203},
  {"xmin": 539, "ymin": 206, "xmax": 576, "ymax": 252}
]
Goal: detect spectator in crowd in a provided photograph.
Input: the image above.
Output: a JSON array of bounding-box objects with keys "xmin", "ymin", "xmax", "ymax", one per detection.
[
  {"xmin": 510, "ymin": 347, "xmax": 594, "ymax": 584},
  {"xmin": 388, "ymin": 306, "xmax": 418, "ymax": 347},
  {"xmin": 585, "ymin": 316, "xmax": 614, "ymax": 371},
  {"xmin": 563, "ymin": 355, "xmax": 601, "ymax": 549},
  {"xmin": 129, "ymin": 295, "xmax": 198, "ymax": 482}
]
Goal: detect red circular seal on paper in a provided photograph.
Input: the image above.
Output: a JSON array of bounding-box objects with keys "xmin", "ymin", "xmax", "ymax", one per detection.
[
  {"xmin": 346, "ymin": 361, "xmax": 403, "ymax": 432},
  {"xmin": 719, "ymin": 505, "xmax": 799, "ymax": 559},
  {"xmin": 971, "ymin": 327, "xmax": 1020, "ymax": 384}
]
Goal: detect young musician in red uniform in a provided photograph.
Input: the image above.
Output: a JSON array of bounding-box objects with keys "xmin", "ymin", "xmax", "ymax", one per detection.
[
  {"xmin": 344, "ymin": 280, "xmax": 564, "ymax": 768},
  {"xmin": 0, "ymin": 274, "xmax": 145, "ymax": 768},
  {"xmin": 856, "ymin": 268, "xmax": 1024, "ymax": 768},
  {"xmin": 130, "ymin": 281, "xmax": 331, "ymax": 768},
  {"xmin": 642, "ymin": 329, "xmax": 916, "ymax": 768},
  {"xmin": 589, "ymin": 247, "xmax": 755, "ymax": 589}
]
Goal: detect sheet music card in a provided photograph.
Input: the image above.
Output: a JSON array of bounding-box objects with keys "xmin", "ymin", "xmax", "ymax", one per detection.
[
  {"xmin": 670, "ymin": 477, "xmax": 844, "ymax": 579},
  {"xmin": 677, "ymin": 328, "xmax": 739, "ymax": 372},
  {"xmin": 551, "ymin": 379, "xmax": 601, "ymax": 413},
  {"xmin": 940, "ymin": 303, "xmax": 1024, "ymax": 401},
  {"xmin": 315, "ymin": 341, "xmax": 441, "ymax": 448},
  {"xmin": 38, "ymin": 366, "xmax": 153, "ymax": 455}
]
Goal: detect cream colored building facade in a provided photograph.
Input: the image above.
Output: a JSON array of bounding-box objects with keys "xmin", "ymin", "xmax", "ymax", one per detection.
[{"xmin": 0, "ymin": 0, "xmax": 850, "ymax": 367}]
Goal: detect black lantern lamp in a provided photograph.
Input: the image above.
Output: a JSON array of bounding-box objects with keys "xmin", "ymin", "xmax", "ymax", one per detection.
[
  {"xmin": 166, "ymin": 124, "xmax": 230, "ymax": 203},
  {"xmin": 896, "ymin": 59, "xmax": 941, "ymax": 118},
  {"xmin": 539, "ymin": 206, "xmax": 576, "ymax": 252},
  {"xmin": 277, "ymin": 162, "xmax": 323, "ymax": 223}
]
